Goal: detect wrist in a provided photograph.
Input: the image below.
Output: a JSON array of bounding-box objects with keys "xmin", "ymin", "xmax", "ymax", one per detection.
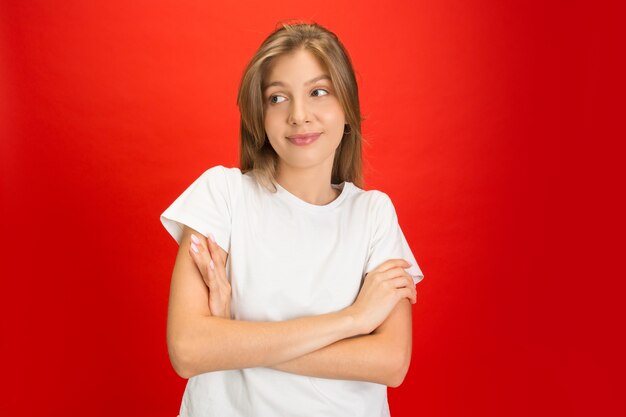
[{"xmin": 341, "ymin": 306, "xmax": 365, "ymax": 336}]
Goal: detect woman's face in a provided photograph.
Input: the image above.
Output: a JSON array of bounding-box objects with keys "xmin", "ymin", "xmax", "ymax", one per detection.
[{"xmin": 263, "ymin": 48, "xmax": 346, "ymax": 172}]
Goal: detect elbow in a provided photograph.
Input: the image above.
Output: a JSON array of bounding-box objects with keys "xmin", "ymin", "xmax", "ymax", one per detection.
[
  {"xmin": 388, "ymin": 368, "xmax": 408, "ymax": 388},
  {"xmin": 167, "ymin": 316, "xmax": 223, "ymax": 379},
  {"xmin": 168, "ymin": 337, "xmax": 195, "ymax": 379},
  {"xmin": 387, "ymin": 350, "xmax": 411, "ymax": 388}
]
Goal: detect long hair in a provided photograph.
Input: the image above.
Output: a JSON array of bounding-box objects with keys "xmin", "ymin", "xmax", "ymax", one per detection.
[{"xmin": 237, "ymin": 21, "xmax": 364, "ymax": 192}]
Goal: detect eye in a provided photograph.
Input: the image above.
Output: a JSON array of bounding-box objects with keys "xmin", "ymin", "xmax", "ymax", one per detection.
[
  {"xmin": 311, "ymin": 88, "xmax": 329, "ymax": 97},
  {"xmin": 269, "ymin": 95, "xmax": 286, "ymax": 104}
]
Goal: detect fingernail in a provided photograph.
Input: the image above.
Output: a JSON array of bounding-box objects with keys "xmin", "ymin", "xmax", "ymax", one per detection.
[
  {"xmin": 209, "ymin": 259, "xmax": 215, "ymax": 270},
  {"xmin": 209, "ymin": 232, "xmax": 216, "ymax": 243},
  {"xmin": 191, "ymin": 242, "xmax": 199, "ymax": 253},
  {"xmin": 191, "ymin": 234, "xmax": 200, "ymax": 245}
]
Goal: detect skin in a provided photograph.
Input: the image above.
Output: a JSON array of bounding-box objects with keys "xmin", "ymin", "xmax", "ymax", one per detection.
[
  {"xmin": 263, "ymin": 47, "xmax": 346, "ymax": 206},
  {"xmin": 166, "ymin": 49, "xmax": 418, "ymax": 387},
  {"xmin": 187, "ymin": 230, "xmax": 417, "ymax": 387}
]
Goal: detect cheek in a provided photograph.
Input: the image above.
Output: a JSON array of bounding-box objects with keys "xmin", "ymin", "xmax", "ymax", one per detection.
[
  {"xmin": 320, "ymin": 105, "xmax": 345, "ymax": 126},
  {"xmin": 264, "ymin": 106, "xmax": 286, "ymax": 122},
  {"xmin": 263, "ymin": 110, "xmax": 279, "ymax": 131}
]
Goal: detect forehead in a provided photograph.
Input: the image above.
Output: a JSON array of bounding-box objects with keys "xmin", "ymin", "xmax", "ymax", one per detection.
[{"xmin": 263, "ymin": 49, "xmax": 330, "ymax": 87}]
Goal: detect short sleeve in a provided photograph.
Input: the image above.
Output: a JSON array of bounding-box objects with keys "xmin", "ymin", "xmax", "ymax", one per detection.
[
  {"xmin": 160, "ymin": 165, "xmax": 232, "ymax": 252},
  {"xmin": 363, "ymin": 192, "xmax": 424, "ymax": 285}
]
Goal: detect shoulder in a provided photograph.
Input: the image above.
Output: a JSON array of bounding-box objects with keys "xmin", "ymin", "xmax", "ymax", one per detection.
[
  {"xmin": 199, "ymin": 165, "xmax": 241, "ymax": 180},
  {"xmin": 350, "ymin": 185, "xmax": 394, "ymax": 214},
  {"xmin": 197, "ymin": 165, "xmax": 243, "ymax": 190}
]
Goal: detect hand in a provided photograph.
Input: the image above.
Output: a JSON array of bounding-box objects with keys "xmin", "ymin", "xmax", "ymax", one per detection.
[
  {"xmin": 346, "ymin": 259, "xmax": 416, "ymax": 335},
  {"xmin": 189, "ymin": 232, "xmax": 232, "ymax": 319}
]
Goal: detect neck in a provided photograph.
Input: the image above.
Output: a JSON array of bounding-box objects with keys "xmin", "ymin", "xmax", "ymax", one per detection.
[{"xmin": 275, "ymin": 160, "xmax": 340, "ymax": 206}]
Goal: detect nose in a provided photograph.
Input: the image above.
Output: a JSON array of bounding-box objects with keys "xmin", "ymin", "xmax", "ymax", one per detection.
[{"xmin": 287, "ymin": 95, "xmax": 311, "ymax": 126}]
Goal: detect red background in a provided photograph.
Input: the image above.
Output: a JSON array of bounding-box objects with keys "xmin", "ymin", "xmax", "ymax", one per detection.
[{"xmin": 1, "ymin": 1, "xmax": 623, "ymax": 416}]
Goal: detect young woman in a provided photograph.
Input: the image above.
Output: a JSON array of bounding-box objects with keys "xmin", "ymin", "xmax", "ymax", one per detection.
[{"xmin": 160, "ymin": 22, "xmax": 424, "ymax": 417}]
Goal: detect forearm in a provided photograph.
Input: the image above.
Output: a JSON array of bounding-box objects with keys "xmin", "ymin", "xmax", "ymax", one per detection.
[
  {"xmin": 267, "ymin": 299, "xmax": 414, "ymax": 387},
  {"xmin": 267, "ymin": 332, "xmax": 402, "ymax": 387},
  {"xmin": 168, "ymin": 228, "xmax": 364, "ymax": 379},
  {"xmin": 170, "ymin": 228, "xmax": 411, "ymax": 382},
  {"xmin": 171, "ymin": 309, "xmax": 361, "ymax": 379}
]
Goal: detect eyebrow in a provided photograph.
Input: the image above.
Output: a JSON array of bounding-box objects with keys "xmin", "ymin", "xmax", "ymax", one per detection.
[{"xmin": 263, "ymin": 74, "xmax": 332, "ymax": 92}]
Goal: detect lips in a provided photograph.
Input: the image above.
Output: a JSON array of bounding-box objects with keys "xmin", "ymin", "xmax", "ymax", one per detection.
[{"xmin": 287, "ymin": 132, "xmax": 321, "ymax": 146}]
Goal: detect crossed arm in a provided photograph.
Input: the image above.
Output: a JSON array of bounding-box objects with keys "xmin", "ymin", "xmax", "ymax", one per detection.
[
  {"xmin": 268, "ymin": 298, "xmax": 413, "ymax": 388},
  {"xmin": 168, "ymin": 226, "xmax": 414, "ymax": 387}
]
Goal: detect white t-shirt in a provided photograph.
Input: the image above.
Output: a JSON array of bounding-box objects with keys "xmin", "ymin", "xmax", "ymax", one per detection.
[{"xmin": 160, "ymin": 165, "xmax": 424, "ymax": 417}]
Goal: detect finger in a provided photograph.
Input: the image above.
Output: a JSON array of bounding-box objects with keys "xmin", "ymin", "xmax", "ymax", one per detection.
[
  {"xmin": 205, "ymin": 259, "xmax": 219, "ymax": 291},
  {"xmin": 405, "ymin": 277, "xmax": 417, "ymax": 304},
  {"xmin": 397, "ymin": 287, "xmax": 414, "ymax": 303},
  {"xmin": 208, "ymin": 259, "xmax": 230, "ymax": 297},
  {"xmin": 190, "ymin": 236, "xmax": 213, "ymax": 279},
  {"xmin": 190, "ymin": 240, "xmax": 206, "ymax": 264},
  {"xmin": 206, "ymin": 232, "xmax": 225, "ymax": 264},
  {"xmin": 189, "ymin": 241, "xmax": 206, "ymax": 272},
  {"xmin": 204, "ymin": 235, "xmax": 221, "ymax": 266},
  {"xmin": 206, "ymin": 234, "xmax": 230, "ymax": 287},
  {"xmin": 208, "ymin": 265, "xmax": 229, "ymax": 317},
  {"xmin": 376, "ymin": 258, "xmax": 412, "ymax": 273},
  {"xmin": 388, "ymin": 276, "xmax": 412, "ymax": 288},
  {"xmin": 191, "ymin": 233, "xmax": 210, "ymax": 254},
  {"xmin": 388, "ymin": 281, "xmax": 415, "ymax": 304},
  {"xmin": 405, "ymin": 274, "xmax": 415, "ymax": 288},
  {"xmin": 190, "ymin": 235, "xmax": 214, "ymax": 271},
  {"xmin": 380, "ymin": 266, "xmax": 412, "ymax": 281},
  {"xmin": 389, "ymin": 274, "xmax": 416, "ymax": 303}
]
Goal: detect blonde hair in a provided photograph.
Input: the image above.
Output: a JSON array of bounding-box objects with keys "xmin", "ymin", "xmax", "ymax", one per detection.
[{"xmin": 237, "ymin": 21, "xmax": 365, "ymax": 192}]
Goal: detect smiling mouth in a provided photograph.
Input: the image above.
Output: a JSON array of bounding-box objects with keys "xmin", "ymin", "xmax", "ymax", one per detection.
[{"xmin": 287, "ymin": 132, "xmax": 321, "ymax": 146}]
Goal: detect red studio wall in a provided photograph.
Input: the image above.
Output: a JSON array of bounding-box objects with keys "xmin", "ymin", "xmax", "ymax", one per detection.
[{"xmin": 1, "ymin": 1, "xmax": 623, "ymax": 416}]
